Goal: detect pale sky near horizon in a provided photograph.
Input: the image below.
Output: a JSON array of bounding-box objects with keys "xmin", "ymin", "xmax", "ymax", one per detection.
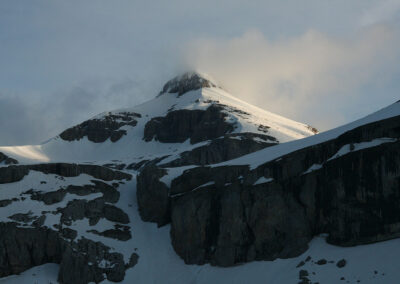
[{"xmin": 0, "ymin": 0, "xmax": 399, "ymax": 145}]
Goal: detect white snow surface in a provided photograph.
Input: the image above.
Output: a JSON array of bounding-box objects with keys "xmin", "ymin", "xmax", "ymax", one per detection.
[
  {"xmin": 0, "ymin": 86, "xmax": 316, "ymax": 164},
  {"xmin": 327, "ymin": 137, "xmax": 398, "ymax": 161},
  {"xmin": 253, "ymin": 176, "xmax": 274, "ymax": 185}
]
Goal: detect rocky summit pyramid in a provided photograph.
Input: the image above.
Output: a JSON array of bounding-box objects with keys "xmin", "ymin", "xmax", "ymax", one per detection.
[{"xmin": 0, "ymin": 72, "xmax": 399, "ymax": 284}]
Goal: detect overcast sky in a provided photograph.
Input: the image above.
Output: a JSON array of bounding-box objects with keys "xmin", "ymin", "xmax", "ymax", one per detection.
[{"xmin": 1, "ymin": 0, "xmax": 399, "ymax": 145}]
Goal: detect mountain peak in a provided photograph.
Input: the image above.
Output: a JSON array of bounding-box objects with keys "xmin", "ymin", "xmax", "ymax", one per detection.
[{"xmin": 159, "ymin": 71, "xmax": 219, "ymax": 96}]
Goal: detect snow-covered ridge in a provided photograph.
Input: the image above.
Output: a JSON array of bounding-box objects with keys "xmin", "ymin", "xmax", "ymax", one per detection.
[
  {"xmin": 0, "ymin": 73, "xmax": 317, "ymax": 164},
  {"xmin": 216, "ymin": 100, "xmax": 400, "ymax": 170},
  {"xmin": 154, "ymin": 100, "xmax": 400, "ymax": 184}
]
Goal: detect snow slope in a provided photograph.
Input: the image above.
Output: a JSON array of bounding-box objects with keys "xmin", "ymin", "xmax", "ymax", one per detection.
[
  {"xmin": 0, "ymin": 73, "xmax": 316, "ymax": 165},
  {"xmin": 219, "ymin": 99, "xmax": 400, "ymax": 169}
]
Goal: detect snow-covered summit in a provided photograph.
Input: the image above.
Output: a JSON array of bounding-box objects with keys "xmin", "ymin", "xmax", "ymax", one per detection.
[
  {"xmin": 0, "ymin": 72, "xmax": 317, "ymax": 164},
  {"xmin": 159, "ymin": 71, "xmax": 219, "ymax": 96}
]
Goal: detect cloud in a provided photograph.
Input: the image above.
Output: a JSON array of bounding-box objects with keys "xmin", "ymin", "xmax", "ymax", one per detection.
[
  {"xmin": 184, "ymin": 25, "xmax": 400, "ymax": 129},
  {"xmin": 360, "ymin": 0, "xmax": 400, "ymax": 26},
  {"xmin": 0, "ymin": 78, "xmax": 151, "ymax": 146},
  {"xmin": 0, "ymin": 1, "xmax": 399, "ymax": 145}
]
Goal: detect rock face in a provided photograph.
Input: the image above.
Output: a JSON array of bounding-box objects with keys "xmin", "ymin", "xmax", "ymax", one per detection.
[
  {"xmin": 0, "ymin": 162, "xmax": 131, "ymax": 184},
  {"xmin": 137, "ymin": 165, "xmax": 170, "ymax": 226},
  {"xmin": 137, "ymin": 133, "xmax": 276, "ymax": 227},
  {"xmin": 160, "ymin": 72, "xmax": 218, "ymax": 96},
  {"xmin": 159, "ymin": 133, "xmax": 277, "ymax": 167},
  {"xmin": 60, "ymin": 111, "xmax": 141, "ymax": 143},
  {"xmin": 0, "ymin": 223, "xmax": 136, "ymax": 283},
  {"xmin": 143, "ymin": 105, "xmax": 234, "ymax": 144},
  {"xmin": 0, "ymin": 162, "xmax": 134, "ymax": 283},
  {"xmin": 0, "ymin": 152, "xmax": 18, "ymax": 165},
  {"xmin": 138, "ymin": 114, "xmax": 400, "ymax": 266}
]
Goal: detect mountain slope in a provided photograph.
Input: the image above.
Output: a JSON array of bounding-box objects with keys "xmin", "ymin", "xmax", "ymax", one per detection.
[
  {"xmin": 137, "ymin": 100, "xmax": 400, "ymax": 272},
  {"xmin": 0, "ymin": 72, "xmax": 398, "ymax": 284},
  {"xmin": 0, "ymin": 72, "xmax": 320, "ymax": 283},
  {"xmin": 0, "ymin": 72, "xmax": 316, "ymax": 165}
]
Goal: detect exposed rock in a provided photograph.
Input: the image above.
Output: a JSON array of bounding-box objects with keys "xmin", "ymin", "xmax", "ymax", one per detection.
[
  {"xmin": 60, "ymin": 198, "xmax": 130, "ymax": 226},
  {"xmin": 126, "ymin": 253, "xmax": 139, "ymax": 268},
  {"xmin": 29, "ymin": 163, "xmax": 131, "ymax": 181},
  {"xmin": 143, "ymin": 105, "xmax": 234, "ymax": 144},
  {"xmin": 27, "ymin": 180, "xmax": 120, "ymax": 207},
  {"xmin": 159, "ymin": 133, "xmax": 277, "ymax": 167},
  {"xmin": 59, "ymin": 237, "xmax": 129, "ymax": 283},
  {"xmin": 61, "ymin": 228, "xmax": 77, "ymax": 240},
  {"xmin": 170, "ymin": 180, "xmax": 310, "ymax": 266},
  {"xmin": 127, "ymin": 159, "xmax": 150, "ymax": 171},
  {"xmin": 299, "ymin": 269, "xmax": 309, "ymax": 278},
  {"xmin": 88, "ymin": 225, "xmax": 131, "ymax": 241},
  {"xmin": 0, "ymin": 152, "xmax": 18, "ymax": 165},
  {"xmin": 0, "ymin": 163, "xmax": 131, "ymax": 185},
  {"xmin": 137, "ymin": 165, "xmax": 170, "ymax": 226},
  {"xmin": 159, "ymin": 72, "xmax": 217, "ymax": 96},
  {"xmin": 299, "ymin": 270, "xmax": 310, "ymax": 284},
  {"xmin": 316, "ymin": 259, "xmax": 327, "ymax": 265},
  {"xmin": 29, "ymin": 189, "xmax": 67, "ymax": 205},
  {"xmin": 8, "ymin": 211, "xmax": 36, "ymax": 223},
  {"xmin": 32, "ymin": 215, "xmax": 46, "ymax": 227},
  {"xmin": 0, "ymin": 222, "xmax": 135, "ymax": 283},
  {"xmin": 59, "ymin": 112, "xmax": 141, "ymax": 143},
  {"xmin": 0, "ymin": 165, "xmax": 29, "ymax": 184},
  {"xmin": 0, "ymin": 199, "xmax": 13, "ymax": 207},
  {"xmin": 104, "ymin": 204, "xmax": 130, "ymax": 224},
  {"xmin": 297, "ymin": 261, "xmax": 305, "ymax": 268},
  {"xmin": 337, "ymin": 259, "xmax": 347, "ymax": 268},
  {"xmin": 139, "ymin": 114, "xmax": 400, "ymax": 266}
]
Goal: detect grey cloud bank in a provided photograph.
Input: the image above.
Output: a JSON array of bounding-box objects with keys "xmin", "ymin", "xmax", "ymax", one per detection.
[
  {"xmin": 0, "ymin": 0, "xmax": 399, "ymax": 145},
  {"xmin": 184, "ymin": 25, "xmax": 400, "ymax": 129}
]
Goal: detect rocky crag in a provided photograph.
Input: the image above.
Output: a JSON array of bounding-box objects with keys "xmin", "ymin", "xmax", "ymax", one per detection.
[
  {"xmin": 137, "ymin": 104, "xmax": 400, "ymax": 266},
  {"xmin": 0, "ymin": 163, "xmax": 135, "ymax": 283}
]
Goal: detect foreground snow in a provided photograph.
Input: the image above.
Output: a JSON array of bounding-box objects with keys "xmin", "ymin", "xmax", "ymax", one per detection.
[{"xmin": 1, "ymin": 176, "xmax": 398, "ymax": 284}]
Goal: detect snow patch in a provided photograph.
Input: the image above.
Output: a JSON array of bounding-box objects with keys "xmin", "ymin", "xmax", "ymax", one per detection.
[{"xmin": 254, "ymin": 177, "xmax": 274, "ymax": 185}]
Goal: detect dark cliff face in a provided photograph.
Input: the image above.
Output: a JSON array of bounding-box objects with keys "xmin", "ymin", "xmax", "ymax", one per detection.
[
  {"xmin": 0, "ymin": 163, "xmax": 135, "ymax": 283},
  {"xmin": 137, "ymin": 133, "xmax": 276, "ymax": 227},
  {"xmin": 60, "ymin": 112, "xmax": 141, "ymax": 143},
  {"xmin": 143, "ymin": 105, "xmax": 234, "ymax": 144},
  {"xmin": 0, "ymin": 152, "xmax": 18, "ymax": 165},
  {"xmin": 0, "ymin": 223, "xmax": 137, "ymax": 284},
  {"xmin": 159, "ymin": 133, "xmax": 277, "ymax": 168},
  {"xmin": 0, "ymin": 162, "xmax": 131, "ymax": 184},
  {"xmin": 137, "ymin": 114, "xmax": 400, "ymax": 266}
]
